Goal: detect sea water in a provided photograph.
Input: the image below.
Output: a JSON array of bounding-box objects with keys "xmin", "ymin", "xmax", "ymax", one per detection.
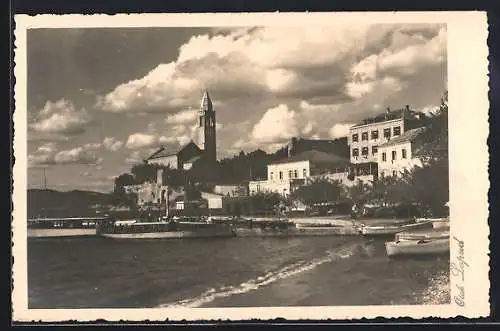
[{"xmin": 27, "ymin": 236, "xmax": 450, "ymax": 308}]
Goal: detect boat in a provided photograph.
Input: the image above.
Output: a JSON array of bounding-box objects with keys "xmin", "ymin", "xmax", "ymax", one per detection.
[
  {"xmin": 96, "ymin": 216, "xmax": 236, "ymax": 239},
  {"xmin": 359, "ymin": 220, "xmax": 433, "ymax": 236},
  {"xmin": 415, "ymin": 217, "xmax": 450, "ymax": 229},
  {"xmin": 395, "ymin": 229, "xmax": 449, "ymax": 241},
  {"xmin": 27, "ymin": 217, "xmax": 111, "ymax": 238},
  {"xmin": 385, "ymin": 238, "xmax": 450, "ymax": 257}
]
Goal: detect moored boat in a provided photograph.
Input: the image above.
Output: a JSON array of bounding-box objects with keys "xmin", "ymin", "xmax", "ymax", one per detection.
[
  {"xmin": 385, "ymin": 238, "xmax": 450, "ymax": 257},
  {"xmin": 359, "ymin": 220, "xmax": 433, "ymax": 236},
  {"xmin": 395, "ymin": 229, "xmax": 449, "ymax": 241},
  {"xmin": 415, "ymin": 217, "xmax": 450, "ymax": 229},
  {"xmin": 28, "ymin": 217, "xmax": 111, "ymax": 238},
  {"xmin": 96, "ymin": 217, "xmax": 235, "ymax": 239}
]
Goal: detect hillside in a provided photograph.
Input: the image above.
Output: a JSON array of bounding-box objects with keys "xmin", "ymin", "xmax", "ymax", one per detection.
[{"xmin": 27, "ymin": 189, "xmax": 112, "ymax": 218}]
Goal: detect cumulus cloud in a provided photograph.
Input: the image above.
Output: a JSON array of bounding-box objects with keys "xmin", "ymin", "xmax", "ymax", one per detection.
[
  {"xmin": 165, "ymin": 109, "xmax": 198, "ymax": 124},
  {"xmin": 98, "ymin": 24, "xmax": 445, "ymax": 117},
  {"xmin": 125, "ymin": 151, "xmax": 144, "ymax": 165},
  {"xmin": 125, "ymin": 129, "xmax": 196, "ymax": 151},
  {"xmin": 30, "ymin": 99, "xmax": 93, "ymax": 136},
  {"xmin": 28, "ymin": 143, "xmax": 102, "ymax": 168},
  {"xmin": 329, "ymin": 123, "xmax": 354, "ymax": 139},
  {"xmin": 125, "ymin": 133, "xmax": 158, "ymax": 149},
  {"xmin": 420, "ymin": 104, "xmax": 440, "ymax": 114},
  {"xmin": 103, "ymin": 137, "xmax": 124, "ymax": 151},
  {"xmin": 251, "ymin": 104, "xmax": 299, "ymax": 144}
]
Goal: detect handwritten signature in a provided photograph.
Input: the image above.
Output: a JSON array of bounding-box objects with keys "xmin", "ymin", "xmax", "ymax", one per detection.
[{"xmin": 450, "ymin": 236, "xmax": 469, "ymax": 307}]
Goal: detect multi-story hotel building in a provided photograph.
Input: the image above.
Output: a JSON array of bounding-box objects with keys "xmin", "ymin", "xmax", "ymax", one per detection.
[{"xmin": 347, "ymin": 105, "xmax": 426, "ymax": 176}]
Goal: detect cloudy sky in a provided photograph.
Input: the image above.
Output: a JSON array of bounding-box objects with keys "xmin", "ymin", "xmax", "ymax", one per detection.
[{"xmin": 27, "ymin": 24, "xmax": 447, "ymax": 192}]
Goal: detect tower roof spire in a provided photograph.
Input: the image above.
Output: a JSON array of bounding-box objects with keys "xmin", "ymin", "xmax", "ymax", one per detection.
[{"xmin": 200, "ymin": 90, "xmax": 213, "ymax": 110}]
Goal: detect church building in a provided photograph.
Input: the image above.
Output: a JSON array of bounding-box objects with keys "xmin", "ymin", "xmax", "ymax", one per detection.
[{"xmin": 146, "ymin": 90, "xmax": 217, "ymax": 170}]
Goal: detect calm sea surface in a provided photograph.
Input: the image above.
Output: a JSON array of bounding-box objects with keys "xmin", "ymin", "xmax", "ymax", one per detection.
[{"xmin": 28, "ymin": 236, "xmax": 450, "ymax": 308}]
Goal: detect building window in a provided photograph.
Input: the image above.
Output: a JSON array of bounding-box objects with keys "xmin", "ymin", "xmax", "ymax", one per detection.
[
  {"xmin": 392, "ymin": 150, "xmax": 397, "ymax": 161},
  {"xmin": 402, "ymin": 149, "xmax": 407, "ymax": 159},
  {"xmin": 393, "ymin": 126, "xmax": 401, "ymax": 136},
  {"xmin": 382, "ymin": 152, "xmax": 387, "ymax": 162},
  {"xmin": 352, "ymin": 148, "xmax": 359, "ymax": 157},
  {"xmin": 383, "ymin": 128, "xmax": 391, "ymax": 138},
  {"xmin": 270, "ymin": 172, "xmax": 274, "ymax": 180},
  {"xmin": 303, "ymin": 169, "xmax": 307, "ymax": 177},
  {"xmin": 352, "ymin": 133, "xmax": 359, "ymax": 142},
  {"xmin": 279, "ymin": 171, "xmax": 283, "ymax": 180},
  {"xmin": 372, "ymin": 146, "xmax": 378, "ymax": 155},
  {"xmin": 392, "ymin": 170, "xmax": 397, "ymax": 177},
  {"xmin": 362, "ymin": 147, "xmax": 369, "ymax": 156},
  {"xmin": 288, "ymin": 170, "xmax": 293, "ymax": 179},
  {"xmin": 371, "ymin": 130, "xmax": 379, "ymax": 140},
  {"xmin": 199, "ymin": 116, "xmax": 203, "ymax": 127},
  {"xmin": 294, "ymin": 169, "xmax": 298, "ymax": 178},
  {"xmin": 362, "ymin": 132, "xmax": 369, "ymax": 141}
]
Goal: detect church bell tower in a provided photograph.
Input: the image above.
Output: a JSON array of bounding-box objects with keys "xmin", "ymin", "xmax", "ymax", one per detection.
[{"xmin": 197, "ymin": 90, "xmax": 217, "ymax": 164}]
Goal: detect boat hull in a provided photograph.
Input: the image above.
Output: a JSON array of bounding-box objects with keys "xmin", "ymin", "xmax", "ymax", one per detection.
[
  {"xmin": 432, "ymin": 221, "xmax": 450, "ymax": 229},
  {"xmin": 385, "ymin": 238, "xmax": 450, "ymax": 257},
  {"xmin": 28, "ymin": 228, "xmax": 97, "ymax": 238},
  {"xmin": 360, "ymin": 221, "xmax": 432, "ymax": 236},
  {"xmin": 395, "ymin": 229, "xmax": 449, "ymax": 241},
  {"xmin": 100, "ymin": 229, "xmax": 235, "ymax": 239}
]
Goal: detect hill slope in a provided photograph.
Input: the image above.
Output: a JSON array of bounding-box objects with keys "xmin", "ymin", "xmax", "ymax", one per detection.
[{"xmin": 27, "ymin": 189, "xmax": 112, "ymax": 218}]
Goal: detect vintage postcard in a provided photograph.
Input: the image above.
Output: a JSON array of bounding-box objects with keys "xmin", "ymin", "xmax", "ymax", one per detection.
[{"xmin": 12, "ymin": 12, "xmax": 490, "ymax": 322}]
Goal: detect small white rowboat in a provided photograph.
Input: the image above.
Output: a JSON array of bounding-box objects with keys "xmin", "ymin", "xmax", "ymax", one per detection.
[
  {"xmin": 395, "ymin": 229, "xmax": 450, "ymax": 241},
  {"xmin": 359, "ymin": 221, "xmax": 432, "ymax": 236},
  {"xmin": 385, "ymin": 238, "xmax": 450, "ymax": 257}
]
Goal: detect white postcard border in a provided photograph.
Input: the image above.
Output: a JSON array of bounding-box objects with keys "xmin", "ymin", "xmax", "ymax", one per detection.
[{"xmin": 12, "ymin": 11, "xmax": 490, "ymax": 321}]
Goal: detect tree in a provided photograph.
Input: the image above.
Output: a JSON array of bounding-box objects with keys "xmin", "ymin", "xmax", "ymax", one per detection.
[
  {"xmin": 345, "ymin": 180, "xmax": 372, "ymax": 207},
  {"xmin": 291, "ymin": 176, "xmax": 343, "ymax": 206},
  {"xmin": 248, "ymin": 192, "xmax": 283, "ymax": 216},
  {"xmin": 113, "ymin": 173, "xmax": 136, "ymax": 192},
  {"xmin": 131, "ymin": 163, "xmax": 159, "ymax": 184},
  {"xmin": 407, "ymin": 163, "xmax": 449, "ymax": 217},
  {"xmin": 411, "ymin": 90, "xmax": 449, "ymax": 216},
  {"xmin": 416, "ymin": 90, "xmax": 448, "ymax": 166}
]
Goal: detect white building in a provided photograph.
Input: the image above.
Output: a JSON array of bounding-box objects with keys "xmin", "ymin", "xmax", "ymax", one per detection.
[
  {"xmin": 175, "ymin": 191, "xmax": 224, "ymax": 210},
  {"xmin": 348, "ymin": 106, "xmax": 426, "ymax": 164},
  {"xmin": 248, "ymin": 150, "xmax": 350, "ymax": 196},
  {"xmin": 377, "ymin": 127, "xmax": 426, "ymax": 178}
]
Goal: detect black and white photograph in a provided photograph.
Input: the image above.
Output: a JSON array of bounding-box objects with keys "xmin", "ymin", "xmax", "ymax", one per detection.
[{"xmin": 12, "ymin": 12, "xmax": 489, "ymax": 321}]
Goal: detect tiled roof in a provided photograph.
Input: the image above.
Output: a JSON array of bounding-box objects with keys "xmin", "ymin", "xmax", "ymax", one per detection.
[
  {"xmin": 378, "ymin": 127, "xmax": 427, "ymax": 148},
  {"xmin": 351, "ymin": 108, "xmax": 425, "ymax": 128},
  {"xmin": 271, "ymin": 149, "xmax": 350, "ymax": 166},
  {"xmin": 147, "ymin": 141, "xmax": 195, "ymax": 160}
]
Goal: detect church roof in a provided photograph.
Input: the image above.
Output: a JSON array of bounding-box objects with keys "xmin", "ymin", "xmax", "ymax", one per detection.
[
  {"xmin": 271, "ymin": 149, "xmax": 350, "ymax": 167},
  {"xmin": 147, "ymin": 141, "xmax": 197, "ymax": 160},
  {"xmin": 378, "ymin": 127, "xmax": 427, "ymax": 148}
]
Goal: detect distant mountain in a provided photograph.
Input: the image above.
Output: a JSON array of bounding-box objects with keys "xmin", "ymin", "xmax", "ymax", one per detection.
[{"xmin": 27, "ymin": 189, "xmax": 112, "ymax": 218}]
